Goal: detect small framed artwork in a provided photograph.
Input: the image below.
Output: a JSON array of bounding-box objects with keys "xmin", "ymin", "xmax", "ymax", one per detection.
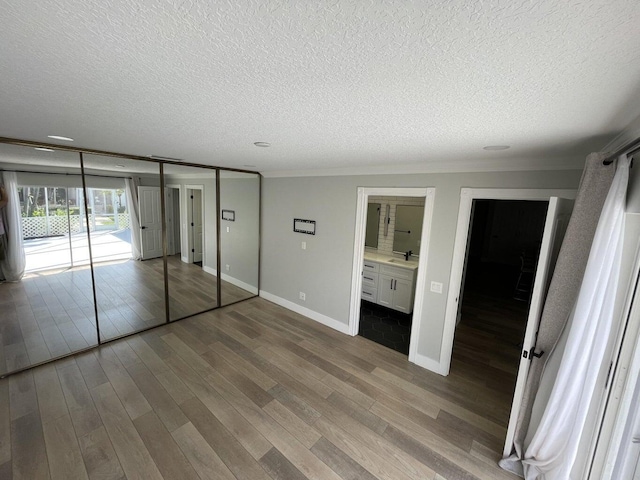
[
  {"xmin": 222, "ymin": 209, "xmax": 235, "ymax": 221},
  {"xmin": 294, "ymin": 218, "xmax": 316, "ymax": 235}
]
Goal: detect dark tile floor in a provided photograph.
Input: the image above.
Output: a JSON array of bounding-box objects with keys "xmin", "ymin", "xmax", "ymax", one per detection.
[{"xmin": 358, "ymin": 300, "xmax": 413, "ymax": 355}]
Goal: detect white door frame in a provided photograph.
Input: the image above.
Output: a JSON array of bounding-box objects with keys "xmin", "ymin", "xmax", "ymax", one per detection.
[
  {"xmin": 440, "ymin": 188, "xmax": 577, "ymax": 376},
  {"xmin": 185, "ymin": 185, "xmax": 204, "ymax": 265},
  {"xmin": 349, "ymin": 187, "xmax": 436, "ymax": 364},
  {"xmin": 165, "ymin": 184, "xmax": 181, "ymax": 256}
]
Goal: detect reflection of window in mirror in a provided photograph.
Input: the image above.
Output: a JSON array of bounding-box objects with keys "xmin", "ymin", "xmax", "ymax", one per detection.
[
  {"xmin": 365, "ymin": 203, "xmax": 380, "ymax": 248},
  {"xmin": 393, "ymin": 205, "xmax": 424, "ymax": 255}
]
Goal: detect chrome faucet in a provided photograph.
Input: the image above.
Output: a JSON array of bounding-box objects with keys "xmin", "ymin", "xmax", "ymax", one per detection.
[{"xmin": 404, "ymin": 250, "xmax": 412, "ymax": 261}]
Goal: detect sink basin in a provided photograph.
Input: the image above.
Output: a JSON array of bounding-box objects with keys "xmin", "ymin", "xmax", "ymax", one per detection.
[{"xmin": 387, "ymin": 259, "xmax": 405, "ymax": 263}]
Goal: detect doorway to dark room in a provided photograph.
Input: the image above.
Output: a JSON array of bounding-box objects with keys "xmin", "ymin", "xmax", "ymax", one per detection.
[{"xmin": 450, "ymin": 199, "xmax": 548, "ymax": 424}]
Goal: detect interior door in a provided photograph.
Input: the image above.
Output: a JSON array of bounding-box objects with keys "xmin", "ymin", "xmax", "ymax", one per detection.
[
  {"xmin": 503, "ymin": 197, "xmax": 574, "ymax": 456},
  {"xmin": 138, "ymin": 186, "xmax": 163, "ymax": 260},
  {"xmin": 191, "ymin": 189, "xmax": 203, "ymax": 263}
]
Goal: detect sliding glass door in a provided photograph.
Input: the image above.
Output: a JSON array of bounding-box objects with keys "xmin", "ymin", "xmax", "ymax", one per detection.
[{"xmin": 19, "ymin": 185, "xmax": 77, "ymax": 271}]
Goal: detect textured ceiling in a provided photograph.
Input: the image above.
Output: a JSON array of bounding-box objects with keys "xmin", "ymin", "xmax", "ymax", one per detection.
[{"xmin": 1, "ymin": 0, "xmax": 640, "ymax": 175}]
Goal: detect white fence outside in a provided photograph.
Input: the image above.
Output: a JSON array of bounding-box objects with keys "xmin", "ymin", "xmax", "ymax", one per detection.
[{"xmin": 22, "ymin": 213, "xmax": 131, "ymax": 239}]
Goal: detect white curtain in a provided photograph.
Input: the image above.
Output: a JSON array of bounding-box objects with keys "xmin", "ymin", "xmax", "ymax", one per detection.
[
  {"xmin": 125, "ymin": 177, "xmax": 142, "ymax": 261},
  {"xmin": 0, "ymin": 172, "xmax": 26, "ymax": 281},
  {"xmin": 521, "ymin": 155, "xmax": 630, "ymax": 479}
]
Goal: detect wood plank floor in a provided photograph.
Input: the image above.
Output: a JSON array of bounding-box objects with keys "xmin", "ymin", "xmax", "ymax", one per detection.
[
  {"xmin": 449, "ymin": 291, "xmax": 529, "ymax": 426},
  {"xmin": 0, "ymin": 297, "xmax": 519, "ymax": 479},
  {"xmin": 0, "ymin": 257, "xmax": 254, "ymax": 376}
]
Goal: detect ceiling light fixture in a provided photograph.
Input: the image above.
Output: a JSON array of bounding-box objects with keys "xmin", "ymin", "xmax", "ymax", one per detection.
[
  {"xmin": 243, "ymin": 164, "xmax": 257, "ymax": 168},
  {"xmin": 35, "ymin": 147, "xmax": 54, "ymax": 152},
  {"xmin": 483, "ymin": 145, "xmax": 510, "ymax": 151},
  {"xmin": 115, "ymin": 164, "xmax": 126, "ymax": 168},
  {"xmin": 47, "ymin": 135, "xmax": 74, "ymax": 141},
  {"xmin": 254, "ymin": 142, "xmax": 270, "ymax": 147}
]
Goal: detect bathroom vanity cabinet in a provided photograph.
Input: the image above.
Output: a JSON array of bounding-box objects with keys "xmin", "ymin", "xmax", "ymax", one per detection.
[{"xmin": 361, "ymin": 255, "xmax": 417, "ymax": 313}]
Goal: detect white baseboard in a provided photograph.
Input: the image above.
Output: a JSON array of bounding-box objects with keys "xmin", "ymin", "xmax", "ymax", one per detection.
[
  {"xmin": 181, "ymin": 255, "xmax": 189, "ymax": 264},
  {"xmin": 202, "ymin": 265, "xmax": 218, "ymax": 276},
  {"xmin": 201, "ymin": 267, "xmax": 258, "ymax": 294},
  {"xmin": 221, "ymin": 273, "xmax": 259, "ymax": 295},
  {"xmin": 413, "ymin": 353, "xmax": 448, "ymax": 376},
  {"xmin": 259, "ymin": 290, "xmax": 350, "ymax": 335}
]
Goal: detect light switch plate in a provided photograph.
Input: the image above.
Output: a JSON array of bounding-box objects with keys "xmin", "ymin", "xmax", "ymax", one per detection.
[
  {"xmin": 430, "ymin": 281, "xmax": 443, "ymax": 294},
  {"xmin": 301, "ymin": 241, "xmax": 306, "ymax": 250}
]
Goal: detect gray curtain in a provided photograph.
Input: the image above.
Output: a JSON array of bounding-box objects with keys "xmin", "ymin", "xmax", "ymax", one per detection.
[{"xmin": 501, "ymin": 152, "xmax": 616, "ymax": 473}]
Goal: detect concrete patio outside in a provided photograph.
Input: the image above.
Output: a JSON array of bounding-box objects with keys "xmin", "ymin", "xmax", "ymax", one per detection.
[{"xmin": 24, "ymin": 229, "xmax": 133, "ymax": 272}]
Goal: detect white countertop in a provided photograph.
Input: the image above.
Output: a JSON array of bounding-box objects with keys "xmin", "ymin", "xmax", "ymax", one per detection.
[{"xmin": 363, "ymin": 249, "xmax": 419, "ymax": 270}]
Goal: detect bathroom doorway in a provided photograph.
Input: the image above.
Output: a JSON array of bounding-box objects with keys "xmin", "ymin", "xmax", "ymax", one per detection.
[
  {"xmin": 349, "ymin": 188, "xmax": 435, "ymax": 362},
  {"xmin": 358, "ymin": 197, "xmax": 425, "ymax": 354}
]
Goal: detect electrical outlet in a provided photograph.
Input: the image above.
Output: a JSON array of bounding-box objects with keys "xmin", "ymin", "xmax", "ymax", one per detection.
[
  {"xmin": 430, "ymin": 281, "xmax": 443, "ymax": 294},
  {"xmin": 301, "ymin": 241, "xmax": 306, "ymax": 250},
  {"xmin": 299, "ymin": 292, "xmax": 306, "ymax": 301},
  {"xmin": 225, "ymin": 264, "xmax": 230, "ymax": 271}
]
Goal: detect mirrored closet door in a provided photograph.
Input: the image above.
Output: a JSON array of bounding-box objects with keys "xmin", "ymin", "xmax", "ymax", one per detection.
[
  {"xmin": 163, "ymin": 163, "xmax": 219, "ymax": 320},
  {"xmin": 219, "ymin": 170, "xmax": 260, "ymax": 306},
  {"xmin": 0, "ymin": 145, "xmax": 98, "ymax": 375},
  {"xmin": 82, "ymin": 155, "xmax": 166, "ymax": 341}
]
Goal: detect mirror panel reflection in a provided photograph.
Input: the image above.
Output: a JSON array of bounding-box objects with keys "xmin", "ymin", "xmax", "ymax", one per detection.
[
  {"xmin": 220, "ymin": 171, "xmax": 260, "ymax": 306},
  {"xmin": 83, "ymin": 155, "xmax": 166, "ymax": 340},
  {"xmin": 163, "ymin": 164, "xmax": 218, "ymax": 320},
  {"xmin": 393, "ymin": 204, "xmax": 424, "ymax": 255},
  {"xmin": 0, "ymin": 142, "xmax": 262, "ymax": 375},
  {"xmin": 0, "ymin": 145, "xmax": 98, "ymax": 375},
  {"xmin": 365, "ymin": 203, "xmax": 381, "ymax": 248}
]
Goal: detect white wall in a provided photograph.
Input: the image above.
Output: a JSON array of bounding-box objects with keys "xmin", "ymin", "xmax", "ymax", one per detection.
[{"xmin": 261, "ymin": 168, "xmax": 582, "ymax": 365}]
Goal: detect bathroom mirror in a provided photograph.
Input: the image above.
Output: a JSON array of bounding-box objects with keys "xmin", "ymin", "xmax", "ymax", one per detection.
[
  {"xmin": 393, "ymin": 204, "xmax": 424, "ymax": 255},
  {"xmin": 365, "ymin": 203, "xmax": 380, "ymax": 248}
]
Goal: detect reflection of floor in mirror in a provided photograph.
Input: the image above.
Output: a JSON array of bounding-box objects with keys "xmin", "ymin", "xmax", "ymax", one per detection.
[{"xmin": 0, "ymin": 256, "xmax": 255, "ymax": 376}]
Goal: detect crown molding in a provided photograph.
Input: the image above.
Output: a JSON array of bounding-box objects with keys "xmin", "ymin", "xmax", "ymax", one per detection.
[{"xmin": 260, "ymin": 155, "xmax": 585, "ymax": 178}]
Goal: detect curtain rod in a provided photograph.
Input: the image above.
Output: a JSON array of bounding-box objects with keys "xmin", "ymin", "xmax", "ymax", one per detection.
[
  {"xmin": 0, "ymin": 168, "xmax": 132, "ymax": 180},
  {"xmin": 603, "ymin": 136, "xmax": 640, "ymax": 165}
]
